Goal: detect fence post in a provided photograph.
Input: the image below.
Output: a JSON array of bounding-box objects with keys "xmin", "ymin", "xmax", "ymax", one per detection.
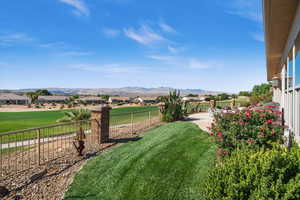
[
  {"xmin": 131, "ymin": 112, "xmax": 134, "ymax": 134},
  {"xmin": 91, "ymin": 105, "xmax": 112, "ymax": 144},
  {"xmin": 37, "ymin": 129, "xmax": 41, "ymax": 166},
  {"xmin": 149, "ymin": 111, "xmax": 151, "ymax": 127}
]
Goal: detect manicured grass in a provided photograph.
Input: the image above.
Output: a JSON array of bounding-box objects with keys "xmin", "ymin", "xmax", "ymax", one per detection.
[
  {"xmin": 65, "ymin": 122, "xmax": 216, "ymax": 200},
  {"xmin": 0, "ymin": 110, "xmax": 66, "ymax": 133},
  {"xmin": 0, "ymin": 106, "xmax": 158, "ymax": 133}
]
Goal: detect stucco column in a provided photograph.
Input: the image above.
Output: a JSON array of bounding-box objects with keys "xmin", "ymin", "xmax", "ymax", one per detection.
[{"xmin": 91, "ymin": 105, "xmax": 112, "ymax": 144}]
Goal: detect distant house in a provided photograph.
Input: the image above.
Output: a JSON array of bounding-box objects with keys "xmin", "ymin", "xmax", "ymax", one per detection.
[
  {"xmin": 38, "ymin": 96, "xmax": 69, "ymax": 104},
  {"xmin": 108, "ymin": 97, "xmax": 132, "ymax": 104},
  {"xmin": 0, "ymin": 93, "xmax": 29, "ymax": 105},
  {"xmin": 78, "ymin": 96, "xmax": 106, "ymax": 104},
  {"xmin": 134, "ymin": 97, "xmax": 158, "ymax": 104}
]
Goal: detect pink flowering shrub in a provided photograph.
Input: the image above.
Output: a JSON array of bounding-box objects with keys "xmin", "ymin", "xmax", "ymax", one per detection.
[{"xmin": 209, "ymin": 106, "xmax": 284, "ymax": 153}]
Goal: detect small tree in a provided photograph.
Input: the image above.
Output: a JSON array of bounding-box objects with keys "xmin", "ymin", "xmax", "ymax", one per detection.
[
  {"xmin": 26, "ymin": 91, "xmax": 40, "ymax": 104},
  {"xmin": 159, "ymin": 90, "xmax": 187, "ymax": 122}
]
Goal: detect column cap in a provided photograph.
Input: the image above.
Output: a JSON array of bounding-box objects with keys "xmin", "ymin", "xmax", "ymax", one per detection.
[{"xmin": 91, "ymin": 105, "xmax": 112, "ymax": 113}]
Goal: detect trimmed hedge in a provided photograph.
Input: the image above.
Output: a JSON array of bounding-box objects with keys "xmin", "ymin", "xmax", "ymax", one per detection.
[{"xmin": 204, "ymin": 144, "xmax": 300, "ymax": 200}]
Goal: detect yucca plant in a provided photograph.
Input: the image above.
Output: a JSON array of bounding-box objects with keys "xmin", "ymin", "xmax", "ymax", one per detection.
[{"xmin": 159, "ymin": 90, "xmax": 188, "ymax": 122}]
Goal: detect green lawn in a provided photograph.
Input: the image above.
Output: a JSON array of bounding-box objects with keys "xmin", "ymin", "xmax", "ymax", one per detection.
[
  {"xmin": 0, "ymin": 106, "xmax": 158, "ymax": 133},
  {"xmin": 64, "ymin": 122, "xmax": 216, "ymax": 200}
]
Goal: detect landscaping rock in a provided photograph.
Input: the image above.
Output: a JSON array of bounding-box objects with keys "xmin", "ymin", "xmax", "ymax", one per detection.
[{"xmin": 29, "ymin": 169, "xmax": 47, "ymax": 183}]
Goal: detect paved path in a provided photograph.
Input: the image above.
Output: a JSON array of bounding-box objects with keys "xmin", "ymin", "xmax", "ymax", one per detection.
[{"xmin": 187, "ymin": 112, "xmax": 212, "ymax": 132}]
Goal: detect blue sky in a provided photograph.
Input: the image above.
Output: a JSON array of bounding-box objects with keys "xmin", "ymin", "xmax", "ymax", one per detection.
[{"xmin": 0, "ymin": 0, "xmax": 265, "ymax": 92}]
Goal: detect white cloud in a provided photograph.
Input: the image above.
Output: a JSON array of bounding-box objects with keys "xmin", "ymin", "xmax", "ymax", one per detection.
[
  {"xmin": 0, "ymin": 33, "xmax": 33, "ymax": 45},
  {"xmin": 39, "ymin": 42, "xmax": 67, "ymax": 49},
  {"xmin": 159, "ymin": 22, "xmax": 176, "ymax": 34},
  {"xmin": 188, "ymin": 59, "xmax": 213, "ymax": 69},
  {"xmin": 168, "ymin": 45, "xmax": 185, "ymax": 54},
  {"xmin": 59, "ymin": 0, "xmax": 90, "ymax": 16},
  {"xmin": 147, "ymin": 55, "xmax": 219, "ymax": 70},
  {"xmin": 147, "ymin": 55, "xmax": 173, "ymax": 61},
  {"xmin": 124, "ymin": 24, "xmax": 167, "ymax": 46},
  {"xmin": 102, "ymin": 28, "xmax": 120, "ymax": 37},
  {"xmin": 251, "ymin": 32, "xmax": 264, "ymax": 42},
  {"xmin": 225, "ymin": 0, "xmax": 262, "ymax": 23},
  {"xmin": 69, "ymin": 63, "xmax": 139, "ymax": 73},
  {"xmin": 59, "ymin": 51, "xmax": 94, "ymax": 56}
]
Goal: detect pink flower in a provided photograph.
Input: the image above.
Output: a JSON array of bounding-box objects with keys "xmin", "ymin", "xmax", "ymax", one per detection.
[
  {"xmin": 247, "ymin": 138, "xmax": 256, "ymax": 144},
  {"xmin": 217, "ymin": 131, "xmax": 223, "ymax": 137},
  {"xmin": 245, "ymin": 111, "xmax": 251, "ymax": 120},
  {"xmin": 266, "ymin": 105, "xmax": 276, "ymax": 108},
  {"xmin": 265, "ymin": 119, "xmax": 273, "ymax": 125}
]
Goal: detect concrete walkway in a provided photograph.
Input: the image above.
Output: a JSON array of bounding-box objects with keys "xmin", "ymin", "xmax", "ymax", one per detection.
[{"xmin": 187, "ymin": 112, "xmax": 213, "ymax": 132}]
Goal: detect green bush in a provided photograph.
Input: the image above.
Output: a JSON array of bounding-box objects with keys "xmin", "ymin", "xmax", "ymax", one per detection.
[
  {"xmin": 210, "ymin": 107, "xmax": 284, "ymax": 153},
  {"xmin": 204, "ymin": 144, "xmax": 300, "ymax": 200}
]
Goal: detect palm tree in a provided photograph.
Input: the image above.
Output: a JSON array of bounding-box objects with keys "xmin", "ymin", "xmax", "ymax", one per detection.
[{"xmin": 56, "ymin": 109, "xmax": 91, "ymax": 123}]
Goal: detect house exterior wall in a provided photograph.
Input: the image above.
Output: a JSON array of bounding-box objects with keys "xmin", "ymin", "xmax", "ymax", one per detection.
[{"xmin": 273, "ymin": 6, "xmax": 300, "ymax": 143}]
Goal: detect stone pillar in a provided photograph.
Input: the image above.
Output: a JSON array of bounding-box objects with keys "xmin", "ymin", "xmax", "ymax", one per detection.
[
  {"xmin": 91, "ymin": 105, "xmax": 112, "ymax": 144},
  {"xmin": 231, "ymin": 99, "xmax": 236, "ymax": 108},
  {"xmin": 210, "ymin": 100, "xmax": 216, "ymax": 108}
]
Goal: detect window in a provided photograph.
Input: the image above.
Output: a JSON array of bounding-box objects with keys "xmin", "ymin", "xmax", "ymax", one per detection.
[{"xmin": 295, "ymin": 36, "xmax": 300, "ymax": 87}]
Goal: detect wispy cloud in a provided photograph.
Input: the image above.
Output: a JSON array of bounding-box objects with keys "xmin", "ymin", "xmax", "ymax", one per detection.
[
  {"xmin": 147, "ymin": 54, "xmax": 220, "ymax": 70},
  {"xmin": 102, "ymin": 28, "xmax": 120, "ymax": 38},
  {"xmin": 0, "ymin": 33, "xmax": 34, "ymax": 46},
  {"xmin": 159, "ymin": 21, "xmax": 176, "ymax": 34},
  {"xmin": 251, "ymin": 32, "xmax": 264, "ymax": 42},
  {"xmin": 224, "ymin": 0, "xmax": 262, "ymax": 23},
  {"xmin": 147, "ymin": 55, "xmax": 174, "ymax": 61},
  {"xmin": 188, "ymin": 59, "xmax": 215, "ymax": 69},
  {"xmin": 59, "ymin": 0, "xmax": 90, "ymax": 16},
  {"xmin": 167, "ymin": 45, "xmax": 185, "ymax": 54},
  {"xmin": 39, "ymin": 42, "xmax": 67, "ymax": 49},
  {"xmin": 59, "ymin": 51, "xmax": 94, "ymax": 56},
  {"xmin": 69, "ymin": 63, "xmax": 139, "ymax": 73},
  {"xmin": 124, "ymin": 24, "xmax": 167, "ymax": 46}
]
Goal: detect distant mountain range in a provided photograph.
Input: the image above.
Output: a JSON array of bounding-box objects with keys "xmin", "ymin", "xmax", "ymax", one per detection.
[{"xmin": 2, "ymin": 87, "xmax": 222, "ymax": 96}]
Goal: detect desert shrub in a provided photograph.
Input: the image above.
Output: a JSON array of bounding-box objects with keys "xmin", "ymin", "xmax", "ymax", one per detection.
[
  {"xmin": 51, "ymin": 102, "xmax": 56, "ymax": 106},
  {"xmin": 67, "ymin": 103, "xmax": 73, "ymax": 108},
  {"xmin": 60, "ymin": 104, "xmax": 65, "ymax": 109},
  {"xmin": 117, "ymin": 102, "xmax": 124, "ymax": 106},
  {"xmin": 239, "ymin": 101, "xmax": 251, "ymax": 107},
  {"xmin": 204, "ymin": 144, "xmax": 300, "ymax": 200},
  {"xmin": 209, "ymin": 106, "xmax": 284, "ymax": 153},
  {"xmin": 159, "ymin": 90, "xmax": 187, "ymax": 122},
  {"xmin": 35, "ymin": 104, "xmax": 41, "ymax": 108}
]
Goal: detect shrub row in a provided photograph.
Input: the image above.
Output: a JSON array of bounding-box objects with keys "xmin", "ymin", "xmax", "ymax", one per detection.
[
  {"xmin": 209, "ymin": 106, "xmax": 284, "ymax": 155},
  {"xmin": 204, "ymin": 106, "xmax": 300, "ymax": 199}
]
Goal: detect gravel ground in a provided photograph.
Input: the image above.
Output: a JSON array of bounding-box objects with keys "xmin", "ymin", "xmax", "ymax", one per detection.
[{"xmin": 1, "ymin": 121, "xmax": 163, "ymax": 200}]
